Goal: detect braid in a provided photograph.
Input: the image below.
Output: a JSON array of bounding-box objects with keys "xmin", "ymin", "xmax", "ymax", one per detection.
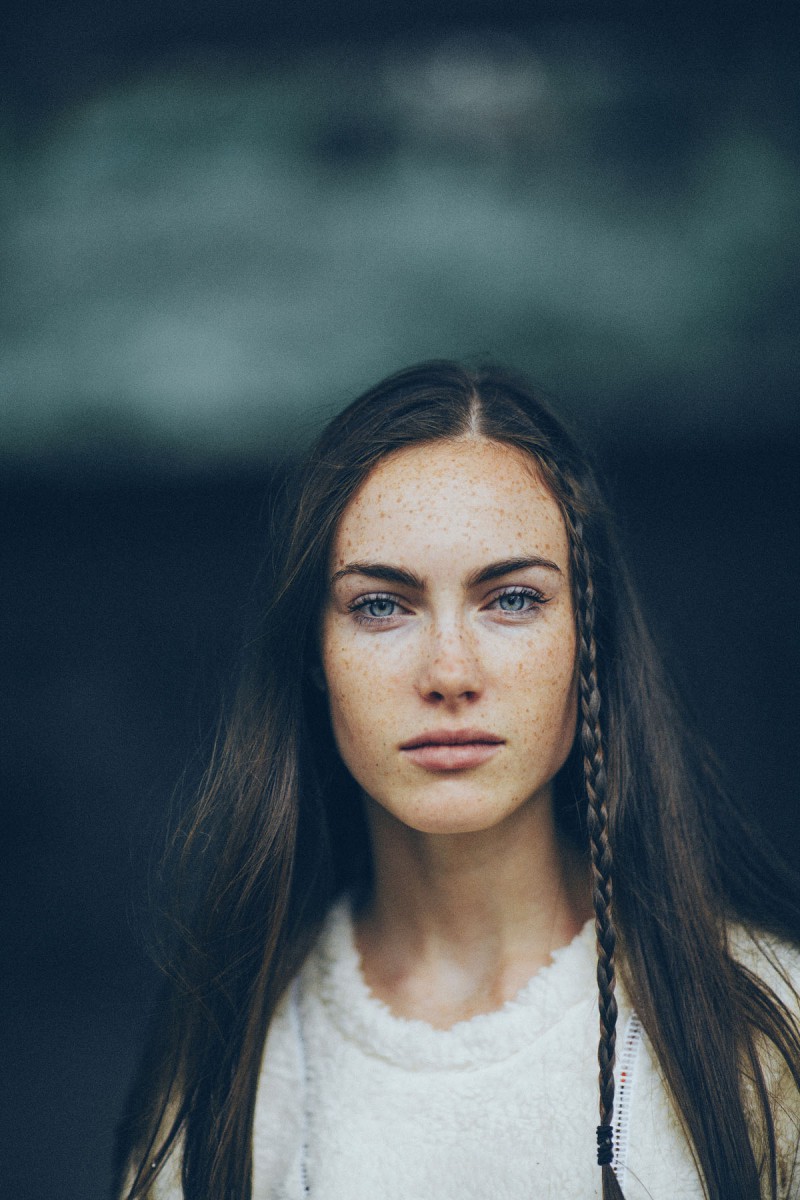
[{"xmin": 569, "ymin": 514, "xmax": 625, "ymax": 1200}]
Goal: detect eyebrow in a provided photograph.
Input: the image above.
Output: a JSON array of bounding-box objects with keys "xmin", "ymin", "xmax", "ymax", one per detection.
[
  {"xmin": 330, "ymin": 556, "xmax": 562, "ymax": 590},
  {"xmin": 330, "ymin": 563, "xmax": 425, "ymax": 589},
  {"xmin": 467, "ymin": 556, "xmax": 562, "ymax": 586}
]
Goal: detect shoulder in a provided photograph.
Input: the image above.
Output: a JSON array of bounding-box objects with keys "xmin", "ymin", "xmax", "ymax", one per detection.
[
  {"xmin": 251, "ymin": 900, "xmax": 359, "ymax": 1197},
  {"xmin": 251, "ymin": 905, "xmax": 353, "ymax": 1196},
  {"xmin": 117, "ymin": 1135, "xmax": 184, "ymax": 1200},
  {"xmin": 729, "ymin": 925, "xmax": 800, "ymax": 1197},
  {"xmin": 729, "ymin": 924, "xmax": 800, "ymax": 1005},
  {"xmin": 251, "ymin": 975, "xmax": 307, "ymax": 1195}
]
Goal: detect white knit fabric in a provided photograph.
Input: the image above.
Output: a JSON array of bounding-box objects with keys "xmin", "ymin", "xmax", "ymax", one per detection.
[
  {"xmin": 153, "ymin": 903, "xmax": 800, "ymax": 1200},
  {"xmin": 249, "ymin": 902, "xmax": 800, "ymax": 1200}
]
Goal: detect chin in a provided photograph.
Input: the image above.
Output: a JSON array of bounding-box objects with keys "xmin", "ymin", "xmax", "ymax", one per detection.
[
  {"xmin": 403, "ymin": 813, "xmax": 497, "ymax": 836},
  {"xmin": 385, "ymin": 788, "xmax": 528, "ymax": 837}
]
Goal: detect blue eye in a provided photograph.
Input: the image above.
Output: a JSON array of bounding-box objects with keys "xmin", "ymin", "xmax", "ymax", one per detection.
[
  {"xmin": 498, "ymin": 593, "xmax": 528, "ymax": 612},
  {"xmin": 492, "ymin": 587, "xmax": 545, "ymax": 614},
  {"xmin": 363, "ymin": 597, "xmax": 397, "ymax": 618},
  {"xmin": 349, "ymin": 593, "xmax": 403, "ymax": 625}
]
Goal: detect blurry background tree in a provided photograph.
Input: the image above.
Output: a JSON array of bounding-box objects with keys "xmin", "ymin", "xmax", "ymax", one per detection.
[{"xmin": 1, "ymin": 3, "xmax": 798, "ymax": 1198}]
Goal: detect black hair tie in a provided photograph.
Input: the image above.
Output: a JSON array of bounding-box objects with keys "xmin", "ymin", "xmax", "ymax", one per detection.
[{"xmin": 596, "ymin": 1124, "xmax": 614, "ymax": 1167}]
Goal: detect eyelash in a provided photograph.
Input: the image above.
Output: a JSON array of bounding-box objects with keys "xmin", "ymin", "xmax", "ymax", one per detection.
[
  {"xmin": 348, "ymin": 593, "xmax": 407, "ymax": 626},
  {"xmin": 489, "ymin": 585, "xmax": 547, "ymax": 615},
  {"xmin": 348, "ymin": 586, "xmax": 547, "ymax": 627}
]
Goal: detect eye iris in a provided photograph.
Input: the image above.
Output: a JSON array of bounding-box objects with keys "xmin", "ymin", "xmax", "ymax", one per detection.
[
  {"xmin": 368, "ymin": 598, "xmax": 394, "ymax": 617},
  {"xmin": 500, "ymin": 593, "xmax": 526, "ymax": 612}
]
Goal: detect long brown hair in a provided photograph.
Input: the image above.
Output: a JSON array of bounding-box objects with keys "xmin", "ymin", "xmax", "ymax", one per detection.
[{"xmin": 117, "ymin": 360, "xmax": 800, "ymax": 1200}]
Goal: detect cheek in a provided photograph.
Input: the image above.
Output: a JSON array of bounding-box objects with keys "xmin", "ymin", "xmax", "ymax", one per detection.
[
  {"xmin": 516, "ymin": 629, "xmax": 578, "ymax": 753},
  {"xmin": 323, "ymin": 647, "xmax": 359, "ymax": 733},
  {"xmin": 324, "ymin": 682, "xmax": 402, "ymax": 799},
  {"xmin": 554, "ymin": 656, "xmax": 580, "ymax": 765},
  {"xmin": 559, "ymin": 681, "xmax": 579, "ymax": 759},
  {"xmin": 323, "ymin": 637, "xmax": 392, "ymax": 758}
]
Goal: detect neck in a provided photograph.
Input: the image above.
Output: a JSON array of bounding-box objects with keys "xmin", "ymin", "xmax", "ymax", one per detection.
[{"xmin": 354, "ymin": 791, "xmax": 592, "ymax": 1026}]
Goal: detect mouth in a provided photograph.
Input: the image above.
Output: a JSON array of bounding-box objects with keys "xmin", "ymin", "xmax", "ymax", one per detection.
[{"xmin": 399, "ymin": 729, "xmax": 504, "ymax": 772}]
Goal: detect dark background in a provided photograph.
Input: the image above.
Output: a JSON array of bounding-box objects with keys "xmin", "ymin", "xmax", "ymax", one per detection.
[{"xmin": 2, "ymin": 3, "xmax": 799, "ymax": 1199}]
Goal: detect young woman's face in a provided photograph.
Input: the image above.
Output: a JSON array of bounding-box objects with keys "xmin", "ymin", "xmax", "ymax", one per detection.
[{"xmin": 320, "ymin": 437, "xmax": 577, "ymax": 836}]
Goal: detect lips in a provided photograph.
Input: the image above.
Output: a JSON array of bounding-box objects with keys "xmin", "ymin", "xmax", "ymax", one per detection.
[
  {"xmin": 400, "ymin": 729, "xmax": 504, "ymax": 771},
  {"xmin": 401, "ymin": 729, "xmax": 504, "ymax": 749}
]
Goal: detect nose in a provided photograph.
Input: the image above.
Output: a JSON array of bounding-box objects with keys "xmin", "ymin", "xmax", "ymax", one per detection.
[{"xmin": 416, "ymin": 619, "xmax": 483, "ymax": 705}]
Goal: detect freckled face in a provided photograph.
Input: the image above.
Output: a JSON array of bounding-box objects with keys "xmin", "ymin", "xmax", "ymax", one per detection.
[{"xmin": 320, "ymin": 438, "xmax": 578, "ymax": 835}]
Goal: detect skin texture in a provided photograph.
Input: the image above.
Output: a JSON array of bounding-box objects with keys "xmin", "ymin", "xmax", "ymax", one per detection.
[{"xmin": 321, "ymin": 437, "xmax": 591, "ymax": 1026}]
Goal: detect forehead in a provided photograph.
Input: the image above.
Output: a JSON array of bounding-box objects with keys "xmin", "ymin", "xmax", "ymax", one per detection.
[{"xmin": 330, "ymin": 437, "xmax": 569, "ymax": 566}]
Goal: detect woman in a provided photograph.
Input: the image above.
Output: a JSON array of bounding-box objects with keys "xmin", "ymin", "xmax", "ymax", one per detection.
[{"xmin": 117, "ymin": 360, "xmax": 800, "ymax": 1200}]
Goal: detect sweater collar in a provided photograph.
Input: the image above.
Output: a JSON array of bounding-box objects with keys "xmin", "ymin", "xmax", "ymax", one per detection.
[{"xmin": 302, "ymin": 899, "xmax": 604, "ymax": 1070}]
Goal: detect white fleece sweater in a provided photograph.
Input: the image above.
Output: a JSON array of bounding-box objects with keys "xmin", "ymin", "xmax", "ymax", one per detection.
[{"xmin": 153, "ymin": 902, "xmax": 800, "ymax": 1200}]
